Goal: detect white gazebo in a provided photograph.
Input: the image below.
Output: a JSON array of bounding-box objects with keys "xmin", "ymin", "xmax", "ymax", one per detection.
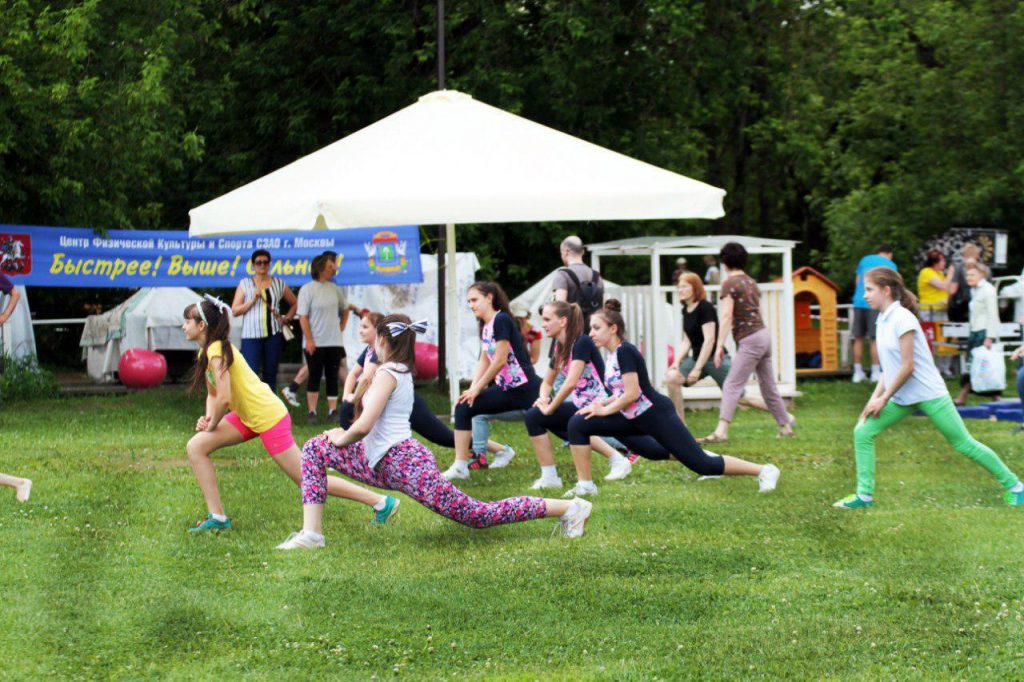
[
  {"xmin": 189, "ymin": 89, "xmax": 726, "ymax": 406},
  {"xmin": 587, "ymin": 235, "xmax": 799, "ymax": 401}
]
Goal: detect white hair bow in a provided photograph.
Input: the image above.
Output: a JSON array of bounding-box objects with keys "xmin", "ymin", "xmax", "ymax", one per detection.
[
  {"xmin": 386, "ymin": 319, "xmax": 429, "ymax": 337},
  {"xmin": 195, "ymin": 294, "xmax": 230, "ymax": 325}
]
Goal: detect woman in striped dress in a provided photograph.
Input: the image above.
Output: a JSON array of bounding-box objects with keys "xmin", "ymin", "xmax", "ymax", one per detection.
[{"xmin": 231, "ymin": 249, "xmax": 297, "ymax": 392}]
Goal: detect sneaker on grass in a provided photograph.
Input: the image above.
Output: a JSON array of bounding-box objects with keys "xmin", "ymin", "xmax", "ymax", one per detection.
[
  {"xmin": 604, "ymin": 457, "xmax": 633, "ymax": 481},
  {"xmin": 529, "ymin": 475, "xmax": 563, "ymax": 490},
  {"xmin": 1003, "ymin": 490, "xmax": 1024, "ymax": 507},
  {"xmin": 559, "ymin": 498, "xmax": 593, "ymax": 538},
  {"xmin": 833, "ymin": 494, "xmax": 873, "ymax": 510},
  {"xmin": 280, "ymin": 386, "xmax": 300, "ymax": 407},
  {"xmin": 188, "ymin": 514, "xmax": 231, "ymax": 533},
  {"xmin": 562, "ymin": 481, "xmax": 598, "ymax": 498},
  {"xmin": 757, "ymin": 464, "xmax": 781, "ymax": 493},
  {"xmin": 371, "ymin": 496, "xmax": 401, "ymax": 524},
  {"xmin": 468, "ymin": 452, "xmax": 489, "ymax": 470},
  {"xmin": 441, "ymin": 463, "xmax": 470, "ymax": 481},
  {"xmin": 490, "ymin": 445, "xmax": 516, "ymax": 469},
  {"xmin": 275, "ymin": 530, "xmax": 325, "ymax": 550}
]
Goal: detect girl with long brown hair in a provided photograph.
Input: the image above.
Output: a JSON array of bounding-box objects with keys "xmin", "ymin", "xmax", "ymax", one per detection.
[
  {"xmin": 833, "ymin": 268, "xmax": 1024, "ymax": 509},
  {"xmin": 181, "ymin": 297, "xmax": 394, "ymax": 532},
  {"xmin": 276, "ymin": 314, "xmax": 592, "ymax": 549}
]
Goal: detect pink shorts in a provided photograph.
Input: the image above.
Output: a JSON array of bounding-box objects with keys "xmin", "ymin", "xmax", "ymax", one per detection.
[{"xmin": 224, "ymin": 412, "xmax": 295, "ymax": 457}]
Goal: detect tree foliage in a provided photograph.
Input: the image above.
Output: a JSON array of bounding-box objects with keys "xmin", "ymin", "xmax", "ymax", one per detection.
[{"xmin": 1, "ymin": 0, "xmax": 1021, "ymax": 303}]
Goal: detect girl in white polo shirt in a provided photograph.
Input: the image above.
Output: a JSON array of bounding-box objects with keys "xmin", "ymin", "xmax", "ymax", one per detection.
[{"xmin": 833, "ymin": 267, "xmax": 1024, "ymax": 509}]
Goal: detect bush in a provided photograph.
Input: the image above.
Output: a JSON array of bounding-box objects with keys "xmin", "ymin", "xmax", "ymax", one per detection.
[{"xmin": 0, "ymin": 353, "xmax": 59, "ymax": 401}]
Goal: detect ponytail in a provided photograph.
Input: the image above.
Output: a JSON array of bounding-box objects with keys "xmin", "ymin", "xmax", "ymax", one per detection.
[
  {"xmin": 866, "ymin": 267, "xmax": 919, "ymax": 316},
  {"xmin": 544, "ymin": 301, "xmax": 584, "ymax": 370},
  {"xmin": 184, "ymin": 300, "xmax": 234, "ymax": 395}
]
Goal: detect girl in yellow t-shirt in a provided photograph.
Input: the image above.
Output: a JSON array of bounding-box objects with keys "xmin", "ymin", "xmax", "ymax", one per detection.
[{"xmin": 181, "ymin": 296, "xmax": 398, "ymax": 533}]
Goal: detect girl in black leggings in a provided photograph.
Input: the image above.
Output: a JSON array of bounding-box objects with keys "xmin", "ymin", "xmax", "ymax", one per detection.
[
  {"xmin": 524, "ymin": 301, "xmax": 666, "ymax": 494},
  {"xmin": 443, "ymin": 282, "xmax": 540, "ymax": 481},
  {"xmin": 567, "ymin": 300, "xmax": 780, "ymax": 493}
]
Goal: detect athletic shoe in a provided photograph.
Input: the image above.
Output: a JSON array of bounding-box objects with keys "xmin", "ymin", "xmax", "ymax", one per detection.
[
  {"xmin": 275, "ymin": 530, "xmax": 325, "ymax": 550},
  {"xmin": 562, "ymin": 481, "xmax": 598, "ymax": 497},
  {"xmin": 441, "ymin": 464, "xmax": 470, "ymax": 481},
  {"xmin": 1004, "ymin": 490, "xmax": 1024, "ymax": 507},
  {"xmin": 468, "ymin": 452, "xmax": 489, "ymax": 470},
  {"xmin": 188, "ymin": 514, "xmax": 231, "ymax": 533},
  {"xmin": 280, "ymin": 386, "xmax": 300, "ymax": 407},
  {"xmin": 604, "ymin": 457, "xmax": 633, "ymax": 481},
  {"xmin": 757, "ymin": 464, "xmax": 780, "ymax": 493},
  {"xmin": 15, "ymin": 478, "xmax": 32, "ymax": 503},
  {"xmin": 696, "ymin": 475, "xmax": 722, "ymax": 481},
  {"xmin": 852, "ymin": 369, "xmax": 866, "ymax": 384},
  {"xmin": 371, "ymin": 496, "xmax": 401, "ymax": 524},
  {"xmin": 869, "ymin": 368, "xmax": 881, "ymax": 383},
  {"xmin": 529, "ymin": 475, "xmax": 564, "ymax": 490},
  {"xmin": 560, "ymin": 497, "xmax": 593, "ymax": 538},
  {"xmin": 490, "ymin": 445, "xmax": 516, "ymax": 469},
  {"xmin": 307, "ymin": 411, "xmax": 318, "ymax": 425},
  {"xmin": 832, "ymin": 494, "xmax": 873, "ymax": 509},
  {"xmin": 627, "ymin": 452, "xmax": 640, "ymax": 464}
]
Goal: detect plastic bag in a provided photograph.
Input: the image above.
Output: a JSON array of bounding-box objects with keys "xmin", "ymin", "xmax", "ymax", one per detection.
[{"xmin": 970, "ymin": 344, "xmax": 1006, "ymax": 393}]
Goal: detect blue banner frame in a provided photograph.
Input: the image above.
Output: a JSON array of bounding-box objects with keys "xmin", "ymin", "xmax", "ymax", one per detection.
[{"xmin": 0, "ymin": 225, "xmax": 422, "ymax": 288}]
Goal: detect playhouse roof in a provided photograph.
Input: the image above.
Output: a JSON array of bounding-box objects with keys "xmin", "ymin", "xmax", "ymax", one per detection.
[{"xmin": 789, "ymin": 266, "xmax": 839, "ymax": 291}]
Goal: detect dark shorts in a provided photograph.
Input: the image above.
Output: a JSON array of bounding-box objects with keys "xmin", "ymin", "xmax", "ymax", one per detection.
[{"xmin": 852, "ymin": 307, "xmax": 879, "ymax": 339}]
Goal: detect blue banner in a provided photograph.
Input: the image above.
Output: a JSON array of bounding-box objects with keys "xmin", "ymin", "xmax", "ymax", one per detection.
[{"xmin": 0, "ymin": 225, "xmax": 422, "ymax": 288}]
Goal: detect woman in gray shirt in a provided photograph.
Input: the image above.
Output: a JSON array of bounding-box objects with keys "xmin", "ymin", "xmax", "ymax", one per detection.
[{"xmin": 297, "ymin": 252, "xmax": 351, "ymax": 424}]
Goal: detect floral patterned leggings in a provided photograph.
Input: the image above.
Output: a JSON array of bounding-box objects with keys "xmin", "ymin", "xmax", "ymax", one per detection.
[{"xmin": 301, "ymin": 435, "xmax": 548, "ymax": 528}]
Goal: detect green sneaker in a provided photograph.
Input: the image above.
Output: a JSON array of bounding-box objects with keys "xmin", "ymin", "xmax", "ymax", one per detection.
[
  {"xmin": 832, "ymin": 494, "xmax": 873, "ymax": 510},
  {"xmin": 1003, "ymin": 490, "xmax": 1024, "ymax": 507},
  {"xmin": 370, "ymin": 496, "xmax": 400, "ymax": 525},
  {"xmin": 188, "ymin": 514, "xmax": 231, "ymax": 533}
]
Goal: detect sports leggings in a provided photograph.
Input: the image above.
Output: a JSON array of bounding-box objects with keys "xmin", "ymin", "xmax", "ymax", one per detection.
[
  {"xmin": 568, "ymin": 402, "xmax": 723, "ymax": 474},
  {"xmin": 305, "ymin": 346, "xmax": 342, "ymax": 396},
  {"xmin": 339, "ymin": 393, "xmax": 456, "ymax": 448},
  {"xmin": 453, "ymin": 378, "xmax": 540, "ymax": 431},
  {"xmin": 524, "ymin": 403, "xmax": 670, "ymax": 460},
  {"xmin": 301, "ymin": 435, "xmax": 547, "ymax": 528},
  {"xmin": 853, "ymin": 394, "xmax": 1018, "ymax": 497}
]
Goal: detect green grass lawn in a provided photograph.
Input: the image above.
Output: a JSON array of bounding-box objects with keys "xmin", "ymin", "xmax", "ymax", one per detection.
[{"xmin": 2, "ymin": 380, "xmax": 1024, "ymax": 680}]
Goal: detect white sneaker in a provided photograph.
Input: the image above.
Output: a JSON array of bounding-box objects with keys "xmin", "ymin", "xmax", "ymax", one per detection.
[
  {"xmin": 530, "ymin": 476, "xmax": 563, "ymax": 490},
  {"xmin": 562, "ymin": 481, "xmax": 598, "ymax": 498},
  {"xmin": 275, "ymin": 530, "xmax": 325, "ymax": 550},
  {"xmin": 758, "ymin": 464, "xmax": 780, "ymax": 493},
  {"xmin": 560, "ymin": 498, "xmax": 593, "ymax": 538},
  {"xmin": 869, "ymin": 368, "xmax": 881, "ymax": 383},
  {"xmin": 441, "ymin": 464, "xmax": 470, "ymax": 481},
  {"xmin": 851, "ymin": 369, "xmax": 866, "ymax": 384},
  {"xmin": 604, "ymin": 457, "xmax": 633, "ymax": 481},
  {"xmin": 696, "ymin": 475, "xmax": 722, "ymax": 481},
  {"xmin": 280, "ymin": 386, "xmax": 300, "ymax": 407},
  {"xmin": 16, "ymin": 478, "xmax": 32, "ymax": 502},
  {"xmin": 490, "ymin": 445, "xmax": 516, "ymax": 469}
]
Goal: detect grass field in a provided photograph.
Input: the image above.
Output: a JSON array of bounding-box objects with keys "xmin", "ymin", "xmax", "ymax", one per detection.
[{"xmin": 2, "ymin": 379, "xmax": 1024, "ymax": 680}]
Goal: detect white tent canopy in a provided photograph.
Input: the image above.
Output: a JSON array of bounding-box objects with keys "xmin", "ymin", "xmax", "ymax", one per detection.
[
  {"xmin": 189, "ymin": 89, "xmax": 726, "ymax": 404},
  {"xmin": 80, "ymin": 287, "xmax": 241, "ymax": 383}
]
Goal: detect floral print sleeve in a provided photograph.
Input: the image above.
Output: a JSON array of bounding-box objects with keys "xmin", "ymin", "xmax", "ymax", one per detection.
[
  {"xmin": 482, "ymin": 313, "xmax": 529, "ymax": 390},
  {"xmin": 604, "ymin": 344, "xmax": 653, "ymax": 419}
]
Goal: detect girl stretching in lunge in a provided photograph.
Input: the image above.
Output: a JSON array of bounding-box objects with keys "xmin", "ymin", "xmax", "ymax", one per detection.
[
  {"xmin": 338, "ymin": 311, "xmax": 508, "ymax": 460},
  {"xmin": 566, "ymin": 300, "xmax": 780, "ymax": 496},
  {"xmin": 182, "ymin": 297, "xmax": 397, "ymax": 532},
  {"xmin": 0, "ymin": 473, "xmax": 31, "ymax": 502},
  {"xmin": 443, "ymin": 282, "xmax": 541, "ymax": 481},
  {"xmin": 833, "ymin": 268, "xmax": 1024, "ymax": 509},
  {"xmin": 275, "ymin": 315, "xmax": 591, "ymax": 549},
  {"xmin": 525, "ymin": 301, "xmax": 668, "ymax": 492}
]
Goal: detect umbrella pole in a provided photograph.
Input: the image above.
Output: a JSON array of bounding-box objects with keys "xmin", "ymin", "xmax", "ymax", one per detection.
[
  {"xmin": 445, "ymin": 223, "xmax": 459, "ymax": 413},
  {"xmin": 437, "ymin": 225, "xmax": 446, "ymax": 392}
]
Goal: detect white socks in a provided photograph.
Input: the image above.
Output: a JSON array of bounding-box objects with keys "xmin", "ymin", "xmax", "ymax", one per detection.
[
  {"xmin": 453, "ymin": 460, "xmax": 470, "ymax": 475},
  {"xmin": 540, "ymin": 465, "xmax": 558, "ymax": 479},
  {"xmin": 373, "ymin": 497, "xmax": 388, "ymax": 511},
  {"xmin": 211, "ymin": 513, "xmax": 228, "ymax": 522},
  {"xmin": 1010, "ymin": 482, "xmax": 1024, "ymax": 494},
  {"xmin": 857, "ymin": 494, "xmax": 873, "ymax": 502},
  {"xmin": 854, "ymin": 363, "xmax": 863, "ymax": 373},
  {"xmin": 608, "ymin": 452, "xmax": 627, "ymax": 467}
]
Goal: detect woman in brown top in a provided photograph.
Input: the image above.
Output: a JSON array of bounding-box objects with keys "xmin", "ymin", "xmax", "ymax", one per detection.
[{"xmin": 699, "ymin": 242, "xmax": 794, "ymax": 444}]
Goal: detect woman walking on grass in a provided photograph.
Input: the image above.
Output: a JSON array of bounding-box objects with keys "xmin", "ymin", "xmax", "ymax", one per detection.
[
  {"xmin": 833, "ymin": 268, "xmax": 1024, "ymax": 510},
  {"xmin": 181, "ymin": 297, "xmax": 394, "ymax": 533},
  {"xmin": 699, "ymin": 242, "xmax": 794, "ymax": 444},
  {"xmin": 566, "ymin": 300, "xmax": 780, "ymax": 495},
  {"xmin": 275, "ymin": 315, "xmax": 591, "ymax": 549}
]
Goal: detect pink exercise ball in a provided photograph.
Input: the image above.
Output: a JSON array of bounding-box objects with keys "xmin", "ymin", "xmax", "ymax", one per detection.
[
  {"xmin": 667, "ymin": 345, "xmax": 675, "ymax": 368},
  {"xmin": 119, "ymin": 348, "xmax": 167, "ymax": 389},
  {"xmin": 415, "ymin": 342, "xmax": 439, "ymax": 381}
]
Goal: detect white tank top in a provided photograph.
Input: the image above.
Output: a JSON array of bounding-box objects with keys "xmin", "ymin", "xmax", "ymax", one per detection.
[{"xmin": 362, "ymin": 361, "xmax": 414, "ymax": 467}]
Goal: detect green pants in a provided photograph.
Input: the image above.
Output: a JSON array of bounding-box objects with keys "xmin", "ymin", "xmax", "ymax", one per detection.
[
  {"xmin": 854, "ymin": 394, "xmax": 1017, "ymax": 497},
  {"xmin": 678, "ymin": 355, "xmax": 732, "ymax": 388}
]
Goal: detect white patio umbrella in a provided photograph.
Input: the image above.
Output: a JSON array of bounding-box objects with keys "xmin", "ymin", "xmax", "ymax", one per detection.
[{"xmin": 189, "ymin": 89, "xmax": 726, "ymax": 405}]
